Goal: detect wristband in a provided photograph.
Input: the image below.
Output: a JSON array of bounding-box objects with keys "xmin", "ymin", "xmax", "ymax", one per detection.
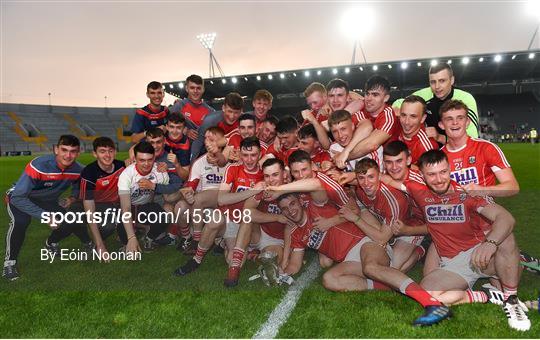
[
  {"xmin": 127, "ymin": 234, "xmax": 137, "ymax": 241},
  {"xmin": 355, "ymin": 216, "xmax": 362, "ymax": 224},
  {"xmin": 485, "ymin": 239, "xmax": 499, "ymax": 247}
]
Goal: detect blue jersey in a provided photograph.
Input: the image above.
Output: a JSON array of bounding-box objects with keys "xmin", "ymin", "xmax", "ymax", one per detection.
[
  {"xmin": 7, "ymin": 154, "xmax": 83, "ymax": 218},
  {"xmin": 131, "ymin": 105, "xmax": 169, "ymax": 134}
]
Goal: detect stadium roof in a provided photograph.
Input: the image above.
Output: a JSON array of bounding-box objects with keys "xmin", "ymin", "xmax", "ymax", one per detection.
[{"xmin": 164, "ymin": 50, "xmax": 540, "ymax": 102}]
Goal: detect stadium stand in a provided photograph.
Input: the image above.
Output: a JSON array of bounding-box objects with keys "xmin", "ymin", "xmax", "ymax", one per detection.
[{"xmin": 0, "ymin": 103, "xmax": 134, "ymax": 154}]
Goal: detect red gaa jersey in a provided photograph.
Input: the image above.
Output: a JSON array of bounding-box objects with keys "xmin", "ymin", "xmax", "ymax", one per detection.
[
  {"xmin": 398, "ymin": 127, "xmax": 438, "ymax": 165},
  {"xmin": 353, "ymin": 105, "xmax": 400, "ymax": 144},
  {"xmin": 221, "ymin": 163, "xmax": 264, "ymax": 212}
]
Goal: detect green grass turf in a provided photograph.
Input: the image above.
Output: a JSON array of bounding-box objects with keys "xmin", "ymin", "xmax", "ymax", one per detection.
[{"xmin": 0, "ymin": 145, "xmax": 539, "ymax": 338}]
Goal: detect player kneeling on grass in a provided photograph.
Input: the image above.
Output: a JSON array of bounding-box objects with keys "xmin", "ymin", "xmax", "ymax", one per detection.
[
  {"xmin": 277, "ymin": 192, "xmax": 450, "ymax": 326},
  {"xmin": 174, "ymin": 137, "xmax": 263, "ymax": 276},
  {"xmin": 175, "ymin": 127, "xmax": 227, "ymax": 254},
  {"xmin": 80, "ymin": 137, "xmax": 127, "ymax": 261},
  {"xmin": 3, "ymin": 135, "xmax": 92, "ymax": 281},
  {"xmin": 408, "ymin": 150, "xmax": 530, "ymax": 331},
  {"xmin": 224, "ymin": 158, "xmax": 291, "ymax": 287},
  {"xmin": 118, "ymin": 141, "xmax": 170, "ymax": 254}
]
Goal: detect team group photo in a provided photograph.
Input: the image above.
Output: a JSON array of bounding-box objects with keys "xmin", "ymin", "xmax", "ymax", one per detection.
[{"xmin": 1, "ymin": 1, "xmax": 539, "ymax": 338}]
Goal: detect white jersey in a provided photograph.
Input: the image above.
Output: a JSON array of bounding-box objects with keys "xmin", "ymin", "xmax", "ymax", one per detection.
[
  {"xmin": 186, "ymin": 155, "xmax": 226, "ymax": 192},
  {"xmin": 329, "ymin": 142, "xmax": 383, "ymax": 172},
  {"xmin": 118, "ymin": 163, "xmax": 169, "ymax": 205}
]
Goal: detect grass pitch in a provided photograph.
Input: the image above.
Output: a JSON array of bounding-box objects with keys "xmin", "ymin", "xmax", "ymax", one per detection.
[{"xmin": 0, "ymin": 145, "xmax": 539, "ymax": 338}]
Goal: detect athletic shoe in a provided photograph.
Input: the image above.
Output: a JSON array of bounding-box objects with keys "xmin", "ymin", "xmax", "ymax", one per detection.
[
  {"xmin": 45, "ymin": 240, "xmax": 60, "ymax": 256},
  {"xmin": 503, "ymin": 295, "xmax": 531, "ymax": 331},
  {"xmin": 2, "ymin": 264, "xmax": 20, "ymax": 281},
  {"xmin": 412, "ymin": 305, "xmax": 452, "ymax": 327},
  {"xmin": 173, "ymin": 258, "xmax": 200, "ymax": 276},
  {"xmin": 224, "ymin": 266, "xmax": 240, "ymax": 288},
  {"xmin": 177, "ymin": 236, "xmax": 192, "ymax": 252},
  {"xmin": 482, "ymin": 283, "xmax": 529, "ymax": 312},
  {"xmin": 154, "ymin": 234, "xmax": 176, "ymax": 246},
  {"xmin": 142, "ymin": 236, "xmax": 156, "ymax": 252},
  {"xmin": 520, "ymin": 251, "xmax": 540, "ymax": 274},
  {"xmin": 183, "ymin": 240, "xmax": 199, "ymax": 256}
]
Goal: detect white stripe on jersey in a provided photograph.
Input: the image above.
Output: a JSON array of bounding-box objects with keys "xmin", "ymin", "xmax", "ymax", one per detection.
[
  {"xmin": 316, "ymin": 172, "xmax": 349, "ymax": 206},
  {"xmin": 472, "ymin": 138, "xmax": 511, "ymax": 168},
  {"xmin": 381, "ymin": 107, "xmax": 395, "ymax": 133},
  {"xmin": 417, "ymin": 129, "xmax": 435, "ymax": 152},
  {"xmin": 380, "ymin": 183, "xmax": 400, "ymax": 225}
]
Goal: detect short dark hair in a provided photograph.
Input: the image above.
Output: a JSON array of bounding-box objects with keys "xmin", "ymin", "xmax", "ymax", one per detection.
[
  {"xmin": 298, "ymin": 124, "xmax": 317, "ymax": 140},
  {"xmin": 186, "ymin": 74, "xmax": 204, "ymax": 85},
  {"xmin": 262, "ymin": 158, "xmax": 285, "ymax": 170},
  {"xmin": 58, "ymin": 135, "xmax": 80, "ymax": 147},
  {"xmin": 401, "ymin": 95, "xmax": 427, "ymax": 114},
  {"xmin": 288, "ymin": 149, "xmax": 311, "ymax": 166},
  {"xmin": 239, "ymin": 113, "xmax": 256, "ymax": 125},
  {"xmin": 418, "ymin": 150, "xmax": 448, "ymax": 170},
  {"xmin": 167, "ymin": 113, "xmax": 186, "ymax": 125},
  {"xmin": 276, "ymin": 116, "xmax": 298, "ymax": 134},
  {"xmin": 240, "ymin": 136, "xmax": 260, "ymax": 151},
  {"xmin": 354, "ymin": 158, "xmax": 379, "ymax": 174},
  {"xmin": 439, "ymin": 99, "xmax": 469, "ymax": 118},
  {"xmin": 134, "ymin": 141, "xmax": 155, "ymax": 156},
  {"xmin": 429, "ymin": 63, "xmax": 453, "ymax": 77},
  {"xmin": 383, "ymin": 140, "xmax": 410, "ymax": 157},
  {"xmin": 328, "ymin": 109, "xmax": 352, "ymax": 128},
  {"xmin": 263, "ymin": 115, "xmax": 279, "ymax": 127},
  {"xmin": 276, "ymin": 192, "xmax": 299, "ymax": 205},
  {"xmin": 365, "ymin": 75, "xmax": 390, "ymax": 94},
  {"xmin": 326, "ymin": 78, "xmax": 349, "ymax": 94},
  {"xmin": 224, "ymin": 92, "xmax": 244, "ymax": 110},
  {"xmin": 92, "ymin": 136, "xmax": 115, "ymax": 151},
  {"xmin": 146, "ymin": 127, "xmax": 165, "ymax": 139},
  {"xmin": 147, "ymin": 81, "xmax": 162, "ymax": 91}
]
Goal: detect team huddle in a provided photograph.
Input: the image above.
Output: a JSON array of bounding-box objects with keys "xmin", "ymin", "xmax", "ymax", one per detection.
[{"xmin": 3, "ymin": 66, "xmax": 532, "ymax": 330}]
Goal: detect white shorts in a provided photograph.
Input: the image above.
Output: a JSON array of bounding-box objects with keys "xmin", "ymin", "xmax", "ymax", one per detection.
[
  {"xmin": 223, "ymin": 221, "xmax": 240, "ymax": 239},
  {"xmin": 343, "ymin": 236, "xmax": 394, "ymax": 263},
  {"xmin": 259, "ymin": 228, "xmax": 284, "ymax": 250},
  {"xmin": 395, "ymin": 235, "xmax": 424, "ymax": 247},
  {"xmin": 439, "ymin": 243, "xmax": 491, "ymax": 288}
]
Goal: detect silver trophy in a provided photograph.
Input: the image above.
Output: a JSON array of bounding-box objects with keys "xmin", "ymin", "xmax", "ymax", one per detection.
[{"xmin": 257, "ymin": 251, "xmax": 280, "ymax": 287}]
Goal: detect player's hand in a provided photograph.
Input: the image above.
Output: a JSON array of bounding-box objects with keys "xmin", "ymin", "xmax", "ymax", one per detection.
[
  {"xmin": 58, "ymin": 196, "xmax": 76, "ymax": 209},
  {"xmin": 320, "ymin": 161, "xmax": 334, "ymax": 173},
  {"xmin": 425, "ymin": 127, "xmax": 439, "ymax": 140},
  {"xmin": 158, "ymin": 125, "xmax": 167, "ymax": 132},
  {"xmin": 391, "ymin": 219, "xmax": 405, "ymax": 235},
  {"xmin": 138, "ymin": 178, "xmax": 156, "ymax": 190},
  {"xmin": 332, "ymin": 150, "xmax": 350, "ymax": 170},
  {"xmin": 48, "ymin": 221, "xmax": 60, "ymax": 230},
  {"xmin": 344, "ymin": 98, "xmax": 365, "ymax": 114},
  {"xmin": 124, "ymin": 158, "xmax": 134, "ymax": 167},
  {"xmin": 187, "ymin": 128, "xmax": 199, "ymax": 141},
  {"xmin": 471, "ymin": 241, "xmax": 497, "ymax": 270},
  {"xmin": 229, "ymin": 148, "xmax": 240, "ymax": 162},
  {"xmin": 380, "ymin": 173, "xmax": 392, "ymax": 184},
  {"xmin": 462, "ymin": 183, "xmax": 484, "ymax": 197},
  {"xmin": 325, "ymin": 168, "xmax": 342, "ymax": 182},
  {"xmin": 337, "ymin": 172, "xmax": 355, "ymax": 186},
  {"xmin": 95, "ymin": 243, "xmax": 110, "ymax": 263},
  {"xmin": 339, "ymin": 206, "xmax": 358, "ymax": 223},
  {"xmin": 157, "ymin": 162, "xmax": 168, "ymax": 173},
  {"xmin": 277, "ymin": 215, "xmax": 290, "ymax": 225},
  {"xmin": 313, "ymin": 217, "xmax": 334, "ymax": 232},
  {"xmin": 301, "ymin": 109, "xmax": 315, "ymax": 123},
  {"xmin": 273, "ymin": 137, "xmax": 282, "ymax": 153},
  {"xmin": 180, "ymin": 187, "xmax": 195, "ymax": 205},
  {"xmin": 126, "ymin": 238, "xmax": 141, "ymax": 256},
  {"xmin": 263, "ymin": 186, "xmax": 282, "ymax": 201},
  {"xmin": 167, "ymin": 151, "xmax": 179, "ymax": 166}
]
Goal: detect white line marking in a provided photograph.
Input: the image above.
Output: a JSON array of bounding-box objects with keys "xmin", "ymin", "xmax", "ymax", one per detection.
[{"xmin": 253, "ymin": 258, "xmax": 321, "ymax": 339}]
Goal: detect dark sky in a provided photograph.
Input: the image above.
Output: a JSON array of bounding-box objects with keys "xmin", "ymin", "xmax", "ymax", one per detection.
[{"xmin": 2, "ymin": 1, "xmax": 539, "ymax": 107}]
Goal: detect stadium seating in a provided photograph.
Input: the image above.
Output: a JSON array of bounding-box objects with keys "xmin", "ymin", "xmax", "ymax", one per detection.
[{"xmin": 0, "ymin": 103, "xmax": 134, "ymax": 154}]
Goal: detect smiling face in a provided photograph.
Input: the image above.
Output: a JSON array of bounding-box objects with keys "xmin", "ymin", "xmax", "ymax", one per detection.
[
  {"xmin": 399, "ymin": 101, "xmax": 426, "ymax": 138},
  {"xmin": 222, "ymin": 104, "xmax": 242, "ymax": 125},
  {"xmin": 328, "ymin": 87, "xmax": 348, "ymax": 111},
  {"xmin": 364, "ymin": 87, "xmax": 389, "ymax": 115},
  {"xmin": 383, "ymin": 151, "xmax": 411, "ymax": 182},
  {"xmin": 240, "ymin": 145, "xmax": 260, "ymax": 171},
  {"xmin": 186, "ymin": 81, "xmax": 204, "ymax": 102},
  {"xmin": 238, "ymin": 118, "xmax": 256, "ymax": 139},
  {"xmin": 330, "ymin": 120, "xmax": 354, "ymax": 147},
  {"xmin": 277, "ymin": 195, "xmax": 304, "ymax": 224},
  {"xmin": 421, "ymin": 159, "xmax": 452, "ymax": 195},
  {"xmin": 306, "ymin": 91, "xmax": 327, "ymax": 112},
  {"xmin": 146, "ymin": 135, "xmax": 165, "ymax": 155},
  {"xmin": 252, "ymin": 98, "xmax": 271, "ymax": 121},
  {"xmin": 54, "ymin": 144, "xmax": 80, "ymax": 169},
  {"xmin": 93, "ymin": 146, "xmax": 116, "ymax": 169},
  {"xmin": 135, "ymin": 152, "xmax": 155, "ymax": 175},
  {"xmin": 356, "ymin": 167, "xmax": 380, "ymax": 198},
  {"xmin": 290, "ymin": 160, "xmax": 313, "ymax": 181},
  {"xmin": 146, "ymin": 87, "xmax": 164, "ymax": 107},
  {"xmin": 439, "ymin": 108, "xmax": 469, "ymax": 140},
  {"xmin": 257, "ymin": 121, "xmax": 276, "ymax": 144},
  {"xmin": 263, "ymin": 163, "xmax": 285, "ymax": 187},
  {"xmin": 277, "ymin": 131, "xmax": 297, "ymax": 150}
]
